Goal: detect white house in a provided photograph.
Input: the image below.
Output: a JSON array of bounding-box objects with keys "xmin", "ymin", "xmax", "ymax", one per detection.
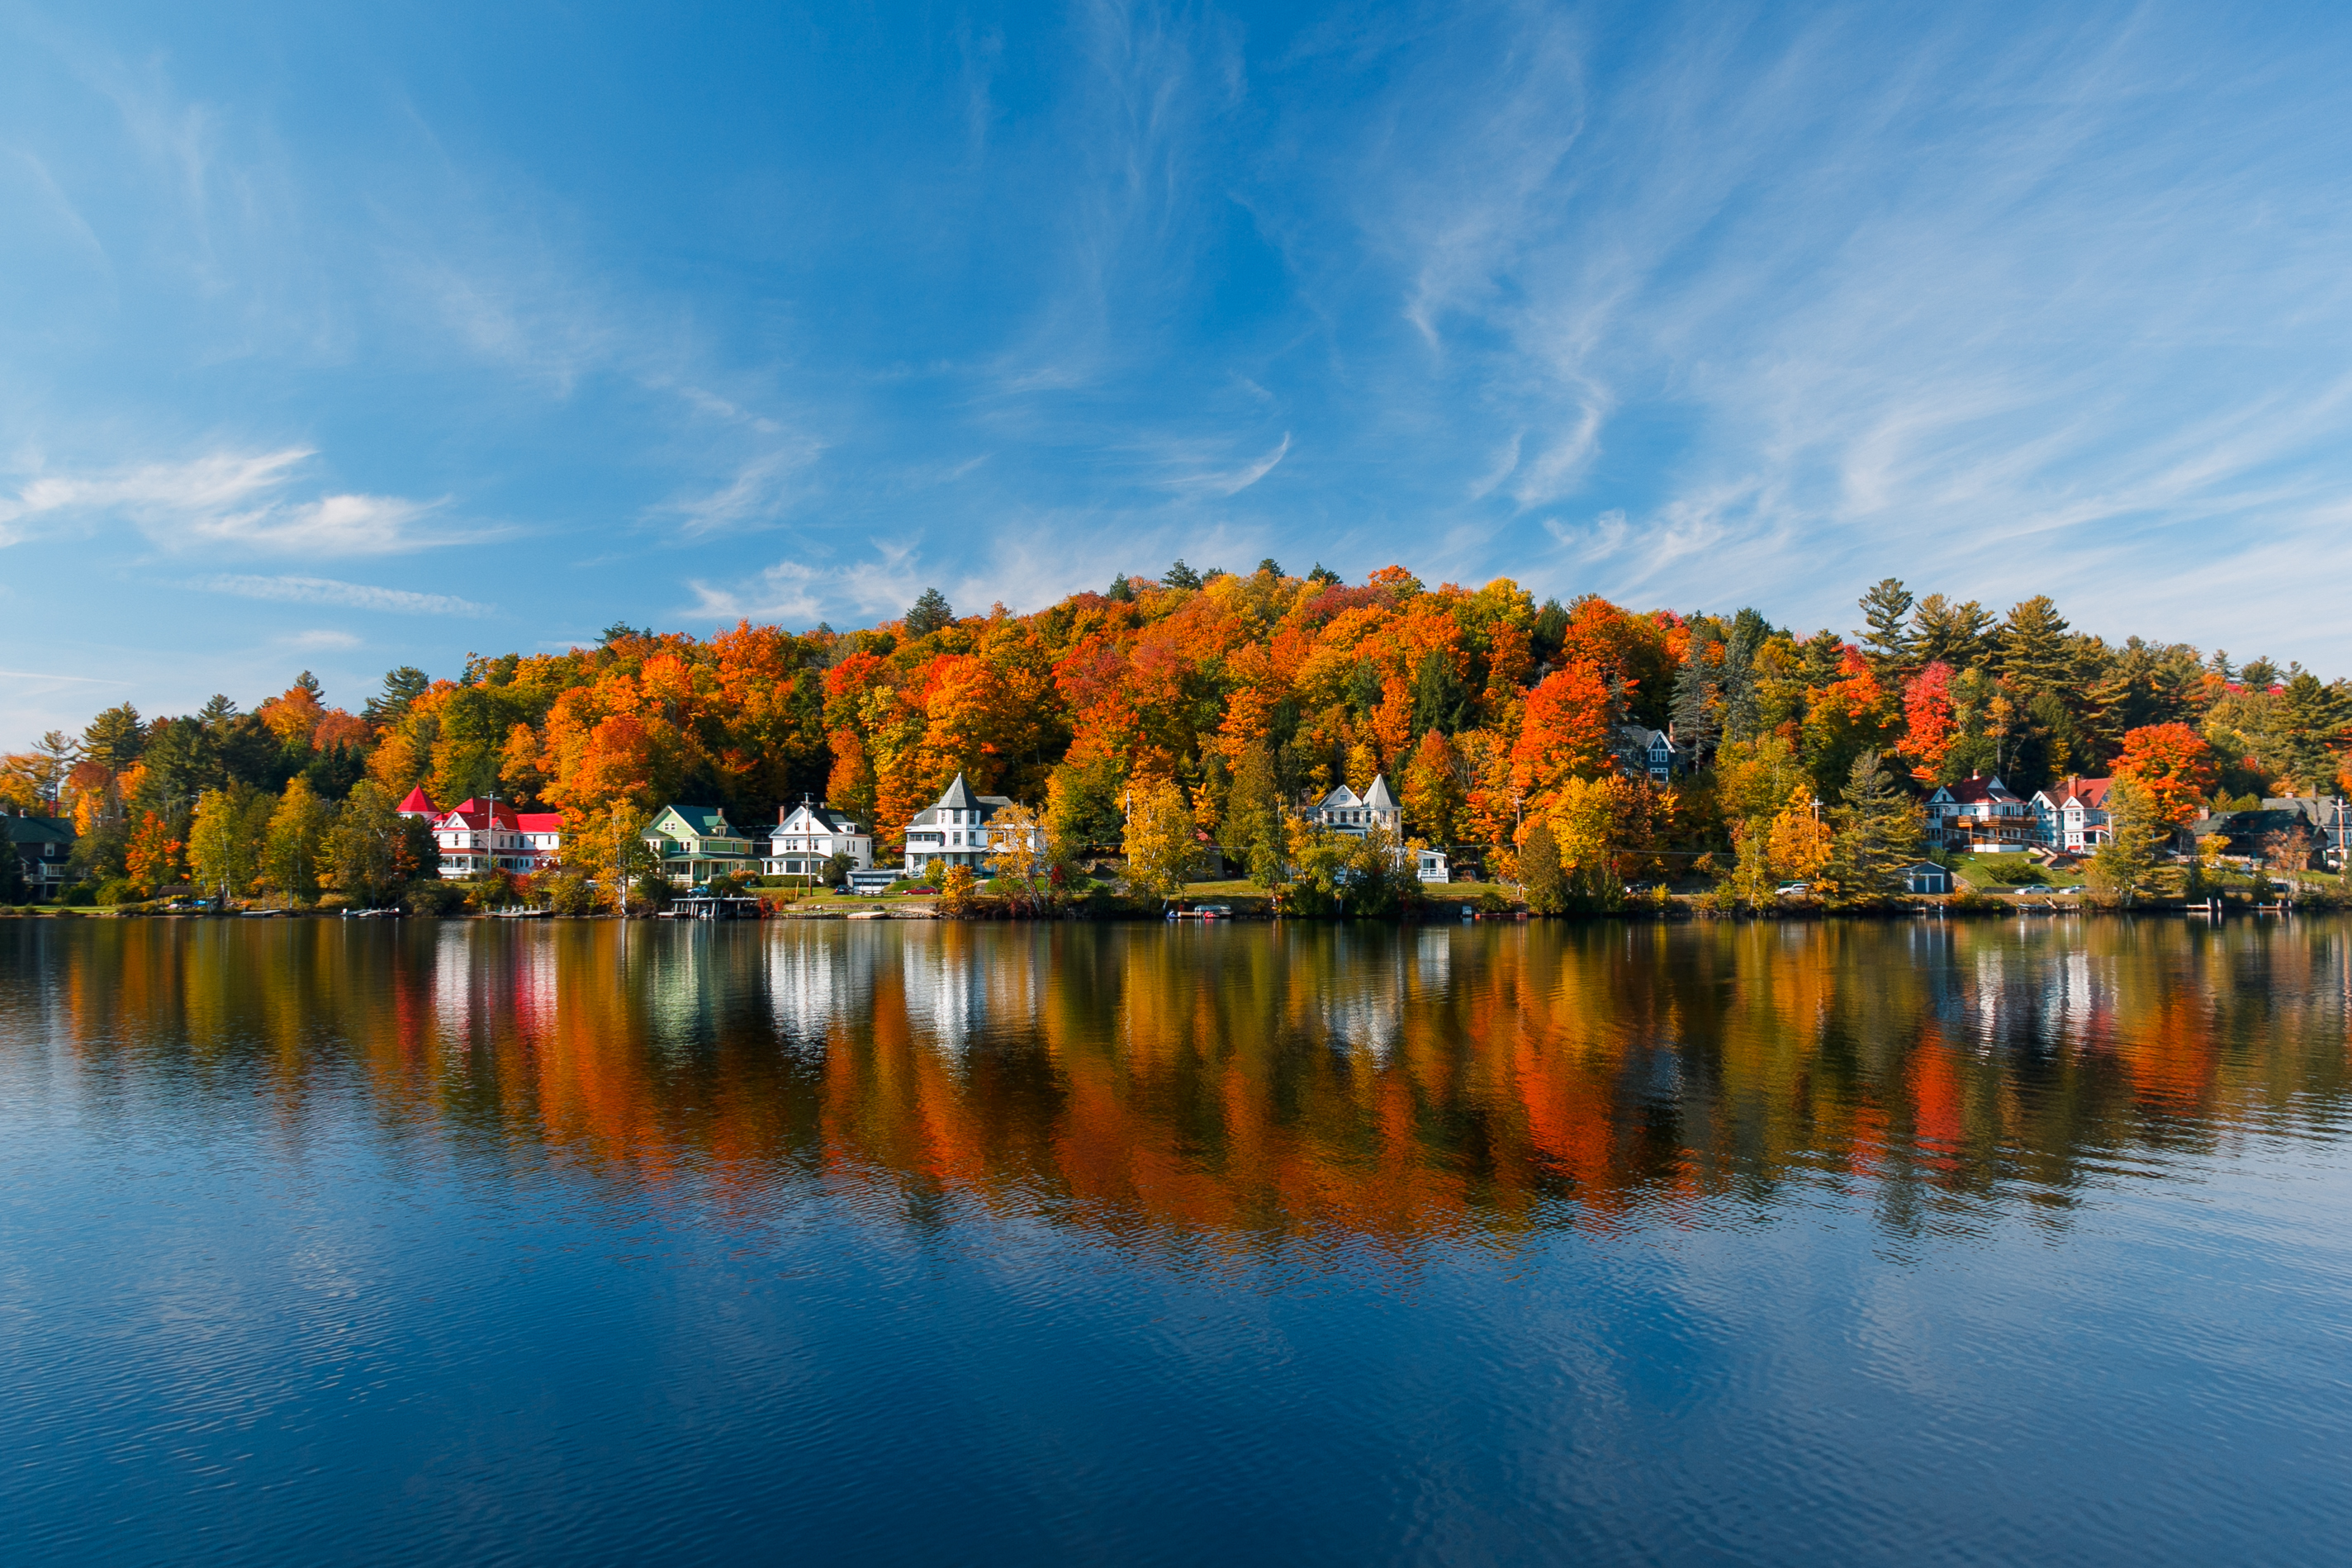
[
  {"xmin": 765, "ymin": 798, "xmax": 873, "ymax": 879},
  {"xmin": 1415, "ymin": 847, "xmax": 1451, "ymax": 883},
  {"xmin": 1924, "ymin": 774, "xmax": 2032, "ymax": 852},
  {"xmin": 1306, "ymin": 775, "xmax": 1401, "ymax": 836},
  {"xmin": 433, "ymin": 798, "xmax": 539, "ymax": 879},
  {"xmin": 903, "ymin": 773, "xmax": 1043, "ymax": 876},
  {"xmin": 2031, "ymin": 778, "xmax": 2113, "ymax": 852}
]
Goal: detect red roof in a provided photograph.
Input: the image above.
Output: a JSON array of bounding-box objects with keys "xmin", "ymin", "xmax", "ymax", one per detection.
[
  {"xmin": 514, "ymin": 812, "xmax": 562, "ymax": 834},
  {"xmin": 1940, "ymin": 775, "xmax": 2018, "ymax": 804},
  {"xmin": 2051, "ymin": 778, "xmax": 2113, "ymax": 808},
  {"xmin": 396, "ymin": 786, "xmax": 438, "ymax": 815},
  {"xmin": 439, "ymin": 798, "xmax": 522, "ymax": 830}
]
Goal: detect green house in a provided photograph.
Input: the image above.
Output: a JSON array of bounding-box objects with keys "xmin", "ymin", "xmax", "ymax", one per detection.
[{"xmin": 643, "ymin": 805, "xmax": 756, "ymax": 887}]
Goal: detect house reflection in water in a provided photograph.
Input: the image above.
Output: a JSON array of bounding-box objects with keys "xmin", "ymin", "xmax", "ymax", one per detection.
[{"xmin": 19, "ymin": 917, "xmax": 2352, "ymax": 1246}]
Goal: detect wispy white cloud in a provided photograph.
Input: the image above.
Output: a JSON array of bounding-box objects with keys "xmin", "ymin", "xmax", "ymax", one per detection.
[
  {"xmin": 192, "ymin": 574, "xmax": 491, "ymax": 616},
  {"xmin": 0, "ymin": 449, "xmax": 453, "ymax": 555},
  {"xmin": 280, "ymin": 628, "xmax": 361, "ymax": 649},
  {"xmin": 653, "ymin": 440, "xmax": 827, "ymax": 536}
]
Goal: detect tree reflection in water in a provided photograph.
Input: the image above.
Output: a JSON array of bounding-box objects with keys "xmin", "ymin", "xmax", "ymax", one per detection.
[{"xmin": 14, "ymin": 917, "xmax": 2350, "ymax": 1248}]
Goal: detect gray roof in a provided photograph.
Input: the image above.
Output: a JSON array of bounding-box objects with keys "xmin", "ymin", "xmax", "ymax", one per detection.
[
  {"xmin": 2262, "ymin": 797, "xmax": 2346, "ymax": 827},
  {"xmin": 1363, "ymin": 774, "xmax": 1397, "ymax": 809},
  {"xmin": 774, "ymin": 806, "xmax": 861, "ymax": 836},
  {"xmin": 908, "ymin": 788, "xmax": 1017, "ymax": 828}
]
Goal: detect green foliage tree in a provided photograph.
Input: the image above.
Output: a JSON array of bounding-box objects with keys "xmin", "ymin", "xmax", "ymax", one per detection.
[
  {"xmin": 1827, "ymin": 749, "xmax": 1923, "ymax": 902},
  {"xmin": 324, "ymin": 780, "xmax": 405, "ymax": 907},
  {"xmin": 1216, "ymin": 741, "xmax": 1285, "ymax": 881},
  {"xmin": 1519, "ymin": 817, "xmax": 1567, "ymax": 914},
  {"xmin": 1161, "ymin": 559, "xmax": 1203, "ymax": 590},
  {"xmin": 1046, "ymin": 755, "xmax": 1126, "ymax": 859},
  {"xmin": 2086, "ymin": 776, "xmax": 2162, "ymax": 907},
  {"xmin": 261, "ymin": 776, "xmax": 331, "ymax": 904}
]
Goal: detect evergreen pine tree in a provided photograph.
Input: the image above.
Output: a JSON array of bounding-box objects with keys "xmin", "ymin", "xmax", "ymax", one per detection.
[
  {"xmin": 906, "ymin": 587, "xmax": 955, "ymax": 636},
  {"xmin": 1828, "ymin": 749, "xmax": 1922, "ymax": 902},
  {"xmin": 1911, "ymin": 595, "xmax": 1996, "ymax": 670},
  {"xmin": 1719, "ymin": 609, "xmax": 1770, "ymax": 742},
  {"xmin": 1670, "ymin": 633, "xmax": 1721, "ymax": 762},
  {"xmin": 1410, "ymin": 649, "xmax": 1470, "ymax": 736},
  {"xmin": 1855, "ymin": 578, "xmax": 1918, "ymax": 673},
  {"xmin": 1996, "ymin": 595, "xmax": 2073, "ymax": 694}
]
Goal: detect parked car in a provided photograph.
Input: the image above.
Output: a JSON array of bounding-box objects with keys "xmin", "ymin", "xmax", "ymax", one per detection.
[{"xmin": 1776, "ymin": 882, "xmax": 1809, "ymax": 896}]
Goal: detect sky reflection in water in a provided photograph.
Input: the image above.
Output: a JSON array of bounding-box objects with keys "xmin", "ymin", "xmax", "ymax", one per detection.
[{"xmin": 4, "ymin": 918, "xmax": 2350, "ymax": 1565}]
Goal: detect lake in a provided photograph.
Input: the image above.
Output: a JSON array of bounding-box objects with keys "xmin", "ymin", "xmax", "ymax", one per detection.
[{"xmin": 4, "ymin": 916, "xmax": 2350, "ymax": 1565}]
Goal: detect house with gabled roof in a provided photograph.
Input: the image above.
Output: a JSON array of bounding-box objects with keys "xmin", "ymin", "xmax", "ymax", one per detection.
[
  {"xmin": 395, "ymin": 786, "xmax": 439, "ymax": 821},
  {"xmin": 765, "ymin": 798, "xmax": 873, "ymax": 879},
  {"xmin": 1618, "ymin": 725, "xmax": 1681, "ymax": 781},
  {"xmin": 1924, "ymin": 773, "xmax": 2032, "ymax": 851},
  {"xmin": 433, "ymin": 798, "xmax": 538, "ymax": 879},
  {"xmin": 902, "ymin": 773, "xmax": 1039, "ymax": 877},
  {"xmin": 5, "ymin": 811, "xmax": 75, "ymax": 901},
  {"xmin": 643, "ymin": 805, "xmax": 756, "ymax": 886},
  {"xmin": 1306, "ymin": 775, "xmax": 1401, "ymax": 836},
  {"xmin": 2031, "ymin": 777, "xmax": 2113, "ymax": 852}
]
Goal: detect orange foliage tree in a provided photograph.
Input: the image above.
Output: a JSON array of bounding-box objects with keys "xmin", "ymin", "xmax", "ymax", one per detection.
[{"xmin": 2113, "ymin": 723, "xmax": 2217, "ymax": 827}]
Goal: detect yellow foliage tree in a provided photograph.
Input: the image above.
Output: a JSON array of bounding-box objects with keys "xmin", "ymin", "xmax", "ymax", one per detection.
[{"xmin": 1121, "ymin": 777, "xmax": 1197, "ymax": 903}]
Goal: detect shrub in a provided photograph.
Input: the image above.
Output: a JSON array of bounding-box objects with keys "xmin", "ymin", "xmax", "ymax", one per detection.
[
  {"xmin": 93, "ymin": 878, "xmax": 140, "ymax": 907},
  {"xmin": 402, "ymin": 879, "xmax": 467, "ymax": 916},
  {"xmin": 59, "ymin": 883, "xmax": 96, "ymax": 907},
  {"xmin": 543, "ymin": 874, "xmax": 600, "ymax": 916}
]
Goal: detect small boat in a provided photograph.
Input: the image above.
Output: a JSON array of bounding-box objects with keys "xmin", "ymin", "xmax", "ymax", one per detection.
[
  {"xmin": 846, "ymin": 908, "xmax": 887, "ymax": 920},
  {"xmin": 489, "ymin": 907, "xmax": 548, "ymax": 919},
  {"xmin": 240, "ymin": 908, "xmax": 282, "ymax": 918}
]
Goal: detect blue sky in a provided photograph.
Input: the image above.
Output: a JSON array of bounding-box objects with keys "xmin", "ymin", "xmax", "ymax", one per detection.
[{"xmin": 6, "ymin": 1, "xmax": 2351, "ymax": 740}]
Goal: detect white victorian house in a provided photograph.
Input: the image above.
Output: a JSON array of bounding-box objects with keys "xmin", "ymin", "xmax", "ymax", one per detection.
[
  {"xmin": 432, "ymin": 798, "xmax": 540, "ymax": 879},
  {"xmin": 2030, "ymin": 778, "xmax": 2113, "ymax": 852},
  {"xmin": 1924, "ymin": 774, "xmax": 2032, "ymax": 851},
  {"xmin": 764, "ymin": 798, "xmax": 874, "ymax": 879},
  {"xmin": 1306, "ymin": 775, "xmax": 1401, "ymax": 835},
  {"xmin": 903, "ymin": 773, "xmax": 1043, "ymax": 876},
  {"xmin": 1304, "ymin": 774, "xmax": 1449, "ymax": 881}
]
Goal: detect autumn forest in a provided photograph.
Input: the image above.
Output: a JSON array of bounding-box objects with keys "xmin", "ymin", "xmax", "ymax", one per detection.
[{"xmin": 7, "ymin": 563, "xmax": 2350, "ymax": 906}]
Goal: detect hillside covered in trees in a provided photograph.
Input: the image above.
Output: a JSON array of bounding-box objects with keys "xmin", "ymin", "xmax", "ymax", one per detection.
[{"xmin": 8, "ymin": 562, "xmax": 2350, "ymax": 903}]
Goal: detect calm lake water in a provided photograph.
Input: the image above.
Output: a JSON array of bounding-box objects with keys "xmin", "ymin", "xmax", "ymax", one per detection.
[{"xmin": 4, "ymin": 917, "xmax": 2350, "ymax": 1566}]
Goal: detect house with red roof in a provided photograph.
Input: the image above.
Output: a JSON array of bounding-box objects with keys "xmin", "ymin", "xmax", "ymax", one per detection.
[
  {"xmin": 1923, "ymin": 773, "xmax": 2032, "ymax": 851},
  {"xmin": 432, "ymin": 798, "xmax": 541, "ymax": 879},
  {"xmin": 515, "ymin": 812, "xmax": 562, "ymax": 868},
  {"xmin": 395, "ymin": 786, "xmax": 439, "ymax": 821},
  {"xmin": 2031, "ymin": 777, "xmax": 2113, "ymax": 852}
]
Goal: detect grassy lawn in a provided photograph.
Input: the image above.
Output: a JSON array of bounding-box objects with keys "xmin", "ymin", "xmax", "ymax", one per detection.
[{"xmin": 1951, "ymin": 852, "xmax": 2084, "ymax": 891}]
